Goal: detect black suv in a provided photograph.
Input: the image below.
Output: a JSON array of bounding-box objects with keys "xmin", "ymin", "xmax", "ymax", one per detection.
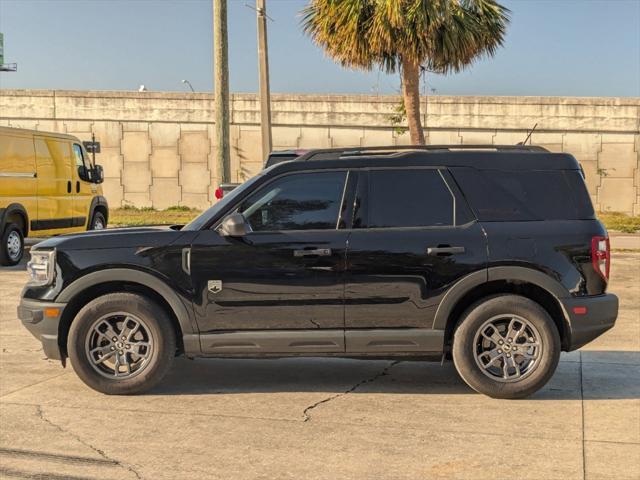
[{"xmin": 18, "ymin": 146, "xmax": 618, "ymax": 399}]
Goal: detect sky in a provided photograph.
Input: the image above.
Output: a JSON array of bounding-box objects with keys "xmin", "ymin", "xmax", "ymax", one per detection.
[{"xmin": 0, "ymin": 0, "xmax": 638, "ymax": 97}]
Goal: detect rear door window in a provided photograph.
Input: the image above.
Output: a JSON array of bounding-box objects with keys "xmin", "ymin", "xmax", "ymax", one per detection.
[{"xmin": 363, "ymin": 169, "xmax": 454, "ymax": 228}]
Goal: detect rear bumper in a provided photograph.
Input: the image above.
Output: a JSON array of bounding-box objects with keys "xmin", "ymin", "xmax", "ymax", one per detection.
[
  {"xmin": 17, "ymin": 298, "xmax": 66, "ymax": 361},
  {"xmin": 561, "ymin": 294, "xmax": 618, "ymax": 351}
]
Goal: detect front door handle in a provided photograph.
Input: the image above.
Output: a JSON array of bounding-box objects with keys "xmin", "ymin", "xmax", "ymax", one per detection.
[
  {"xmin": 427, "ymin": 246, "xmax": 465, "ymax": 255},
  {"xmin": 293, "ymin": 248, "xmax": 332, "ymax": 257},
  {"xmin": 76, "ymin": 181, "xmax": 80, "ymax": 193},
  {"xmin": 67, "ymin": 181, "xmax": 72, "ymax": 193}
]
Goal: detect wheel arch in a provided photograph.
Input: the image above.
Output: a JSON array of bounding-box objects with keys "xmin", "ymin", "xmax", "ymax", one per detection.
[
  {"xmin": 435, "ymin": 267, "xmax": 571, "ymax": 351},
  {"xmin": 1, "ymin": 203, "xmax": 29, "ymax": 237},
  {"xmin": 56, "ymin": 268, "xmax": 198, "ymax": 359},
  {"xmin": 88, "ymin": 195, "xmax": 109, "ymax": 228}
]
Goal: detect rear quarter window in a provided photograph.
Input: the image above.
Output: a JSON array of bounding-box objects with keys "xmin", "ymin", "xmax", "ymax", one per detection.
[{"xmin": 450, "ymin": 167, "xmax": 594, "ymax": 221}]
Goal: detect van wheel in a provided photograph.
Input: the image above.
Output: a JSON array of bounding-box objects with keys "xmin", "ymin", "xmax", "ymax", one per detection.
[
  {"xmin": 89, "ymin": 211, "xmax": 106, "ymax": 230},
  {"xmin": 67, "ymin": 293, "xmax": 176, "ymax": 395},
  {"xmin": 452, "ymin": 294, "xmax": 561, "ymax": 399},
  {"xmin": 0, "ymin": 223, "xmax": 24, "ymax": 266}
]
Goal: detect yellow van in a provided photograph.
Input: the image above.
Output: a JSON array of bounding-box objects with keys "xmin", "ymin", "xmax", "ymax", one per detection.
[{"xmin": 0, "ymin": 127, "xmax": 108, "ymax": 265}]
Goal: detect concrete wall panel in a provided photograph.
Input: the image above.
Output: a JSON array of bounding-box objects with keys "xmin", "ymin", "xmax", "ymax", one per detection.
[
  {"xmin": 598, "ymin": 143, "xmax": 638, "ymax": 178},
  {"xmin": 179, "ymin": 131, "xmax": 210, "ymax": 163},
  {"xmin": 1, "ymin": 90, "xmax": 638, "ymax": 213},
  {"xmin": 150, "ymin": 147, "xmax": 180, "ymax": 178},
  {"xmin": 180, "ymin": 163, "xmax": 211, "ymax": 194},
  {"xmin": 150, "ymin": 178, "xmax": 182, "ymax": 209},
  {"xmin": 599, "ymin": 178, "xmax": 636, "ymax": 213}
]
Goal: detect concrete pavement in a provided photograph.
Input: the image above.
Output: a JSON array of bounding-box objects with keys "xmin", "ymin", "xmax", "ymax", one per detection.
[{"xmin": 1, "ymin": 254, "xmax": 638, "ymax": 479}]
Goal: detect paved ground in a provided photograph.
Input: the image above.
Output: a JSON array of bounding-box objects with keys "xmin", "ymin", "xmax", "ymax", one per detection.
[{"xmin": 0, "ymin": 254, "xmax": 638, "ymax": 480}]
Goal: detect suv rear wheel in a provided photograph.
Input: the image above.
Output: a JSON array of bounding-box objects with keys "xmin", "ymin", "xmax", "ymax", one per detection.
[
  {"xmin": 452, "ymin": 294, "xmax": 561, "ymax": 399},
  {"xmin": 68, "ymin": 293, "xmax": 176, "ymax": 395}
]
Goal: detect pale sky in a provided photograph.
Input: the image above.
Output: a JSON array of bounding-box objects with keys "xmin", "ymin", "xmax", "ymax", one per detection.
[{"xmin": 0, "ymin": 0, "xmax": 639, "ymax": 96}]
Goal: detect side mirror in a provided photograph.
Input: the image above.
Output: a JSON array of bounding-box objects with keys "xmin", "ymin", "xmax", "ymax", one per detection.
[
  {"xmin": 93, "ymin": 165, "xmax": 104, "ymax": 184},
  {"xmin": 77, "ymin": 165, "xmax": 90, "ymax": 181},
  {"xmin": 218, "ymin": 212, "xmax": 251, "ymax": 237}
]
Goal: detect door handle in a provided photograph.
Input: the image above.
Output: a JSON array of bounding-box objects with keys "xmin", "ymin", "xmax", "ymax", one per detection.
[
  {"xmin": 427, "ymin": 246, "xmax": 465, "ymax": 255},
  {"xmin": 76, "ymin": 181, "xmax": 80, "ymax": 193},
  {"xmin": 67, "ymin": 181, "xmax": 72, "ymax": 193},
  {"xmin": 293, "ymin": 248, "xmax": 332, "ymax": 257}
]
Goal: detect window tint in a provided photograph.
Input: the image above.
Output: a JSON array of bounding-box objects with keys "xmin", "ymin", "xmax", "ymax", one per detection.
[
  {"xmin": 365, "ymin": 169, "xmax": 454, "ymax": 228},
  {"xmin": 239, "ymin": 171, "xmax": 347, "ymax": 231},
  {"xmin": 450, "ymin": 167, "xmax": 595, "ymax": 221}
]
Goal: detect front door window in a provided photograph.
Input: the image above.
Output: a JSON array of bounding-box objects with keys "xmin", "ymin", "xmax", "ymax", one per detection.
[{"xmin": 238, "ymin": 171, "xmax": 348, "ymax": 231}]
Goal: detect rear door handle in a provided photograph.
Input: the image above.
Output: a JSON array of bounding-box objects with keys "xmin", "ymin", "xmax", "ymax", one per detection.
[
  {"xmin": 293, "ymin": 248, "xmax": 332, "ymax": 257},
  {"xmin": 67, "ymin": 181, "xmax": 72, "ymax": 193},
  {"xmin": 427, "ymin": 246, "xmax": 465, "ymax": 255}
]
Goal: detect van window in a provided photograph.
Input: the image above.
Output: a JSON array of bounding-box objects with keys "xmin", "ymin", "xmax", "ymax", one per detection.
[
  {"xmin": 364, "ymin": 169, "xmax": 454, "ymax": 228},
  {"xmin": 239, "ymin": 171, "xmax": 347, "ymax": 231},
  {"xmin": 450, "ymin": 167, "xmax": 595, "ymax": 221},
  {"xmin": 72, "ymin": 144, "xmax": 86, "ymax": 168}
]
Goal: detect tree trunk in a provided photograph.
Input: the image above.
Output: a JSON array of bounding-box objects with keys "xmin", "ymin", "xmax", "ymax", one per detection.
[{"xmin": 401, "ymin": 57, "xmax": 425, "ymax": 145}]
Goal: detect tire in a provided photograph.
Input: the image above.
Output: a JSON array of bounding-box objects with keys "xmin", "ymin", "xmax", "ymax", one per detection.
[
  {"xmin": 452, "ymin": 294, "xmax": 561, "ymax": 399},
  {"xmin": 89, "ymin": 211, "xmax": 107, "ymax": 230},
  {"xmin": 68, "ymin": 293, "xmax": 176, "ymax": 395},
  {"xmin": 0, "ymin": 223, "xmax": 24, "ymax": 266}
]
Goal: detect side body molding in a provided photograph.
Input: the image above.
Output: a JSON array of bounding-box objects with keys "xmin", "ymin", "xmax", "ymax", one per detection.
[
  {"xmin": 432, "ymin": 266, "xmax": 571, "ymax": 330},
  {"xmin": 56, "ymin": 268, "xmax": 200, "ymax": 352}
]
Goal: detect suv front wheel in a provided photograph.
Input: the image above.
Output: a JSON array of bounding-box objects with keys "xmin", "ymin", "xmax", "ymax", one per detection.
[
  {"xmin": 452, "ymin": 295, "xmax": 561, "ymax": 399},
  {"xmin": 68, "ymin": 293, "xmax": 176, "ymax": 395}
]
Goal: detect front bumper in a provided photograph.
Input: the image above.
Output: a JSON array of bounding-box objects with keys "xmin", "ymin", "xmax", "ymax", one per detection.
[
  {"xmin": 18, "ymin": 298, "xmax": 67, "ymax": 361},
  {"xmin": 562, "ymin": 294, "xmax": 618, "ymax": 351}
]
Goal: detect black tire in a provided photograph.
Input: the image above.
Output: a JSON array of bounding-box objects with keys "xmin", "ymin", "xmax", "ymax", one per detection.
[
  {"xmin": 88, "ymin": 211, "xmax": 107, "ymax": 230},
  {"xmin": 68, "ymin": 293, "xmax": 176, "ymax": 395},
  {"xmin": 452, "ymin": 294, "xmax": 561, "ymax": 399},
  {"xmin": 0, "ymin": 223, "xmax": 24, "ymax": 266}
]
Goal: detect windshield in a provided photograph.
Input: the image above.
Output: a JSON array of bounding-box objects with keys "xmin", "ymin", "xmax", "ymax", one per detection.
[{"xmin": 183, "ymin": 173, "xmax": 266, "ymax": 231}]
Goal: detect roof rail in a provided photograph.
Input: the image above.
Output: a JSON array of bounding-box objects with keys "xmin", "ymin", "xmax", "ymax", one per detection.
[{"xmin": 296, "ymin": 144, "xmax": 549, "ymax": 161}]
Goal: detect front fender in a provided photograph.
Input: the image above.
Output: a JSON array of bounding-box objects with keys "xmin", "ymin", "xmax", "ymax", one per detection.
[{"xmin": 56, "ymin": 268, "xmax": 199, "ymax": 350}]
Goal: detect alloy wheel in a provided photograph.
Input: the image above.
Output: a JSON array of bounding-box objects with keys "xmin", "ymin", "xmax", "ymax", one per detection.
[
  {"xmin": 473, "ymin": 314, "xmax": 542, "ymax": 382},
  {"xmin": 85, "ymin": 312, "xmax": 154, "ymax": 379}
]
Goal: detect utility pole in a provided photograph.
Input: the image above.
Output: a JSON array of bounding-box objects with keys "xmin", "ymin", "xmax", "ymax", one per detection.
[
  {"xmin": 213, "ymin": 0, "xmax": 230, "ymax": 183},
  {"xmin": 256, "ymin": 0, "xmax": 272, "ymax": 161}
]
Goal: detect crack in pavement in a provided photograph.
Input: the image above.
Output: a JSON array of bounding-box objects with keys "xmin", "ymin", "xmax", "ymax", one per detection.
[
  {"xmin": 35, "ymin": 405, "xmax": 144, "ymax": 480},
  {"xmin": 0, "ymin": 372, "xmax": 70, "ymax": 399},
  {"xmin": 302, "ymin": 360, "xmax": 400, "ymax": 422}
]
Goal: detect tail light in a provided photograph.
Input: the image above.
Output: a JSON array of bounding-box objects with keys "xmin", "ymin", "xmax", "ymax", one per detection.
[
  {"xmin": 591, "ymin": 236, "xmax": 610, "ymax": 281},
  {"xmin": 214, "ymin": 187, "xmax": 224, "ymax": 200}
]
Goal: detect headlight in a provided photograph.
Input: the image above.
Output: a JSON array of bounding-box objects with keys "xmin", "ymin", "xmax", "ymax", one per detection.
[{"xmin": 26, "ymin": 250, "xmax": 56, "ymax": 286}]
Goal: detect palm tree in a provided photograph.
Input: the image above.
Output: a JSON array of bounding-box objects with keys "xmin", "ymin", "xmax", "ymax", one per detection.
[{"xmin": 301, "ymin": 0, "xmax": 510, "ymax": 145}]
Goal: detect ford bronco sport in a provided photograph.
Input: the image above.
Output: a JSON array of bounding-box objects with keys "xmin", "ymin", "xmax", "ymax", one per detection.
[{"xmin": 18, "ymin": 146, "xmax": 618, "ymax": 399}]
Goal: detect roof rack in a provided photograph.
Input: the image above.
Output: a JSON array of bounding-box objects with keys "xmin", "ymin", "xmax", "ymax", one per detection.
[{"xmin": 296, "ymin": 144, "xmax": 549, "ymax": 161}]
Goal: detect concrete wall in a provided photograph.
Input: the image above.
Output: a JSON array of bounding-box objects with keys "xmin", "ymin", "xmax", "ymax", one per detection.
[{"xmin": 1, "ymin": 89, "xmax": 638, "ymax": 213}]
